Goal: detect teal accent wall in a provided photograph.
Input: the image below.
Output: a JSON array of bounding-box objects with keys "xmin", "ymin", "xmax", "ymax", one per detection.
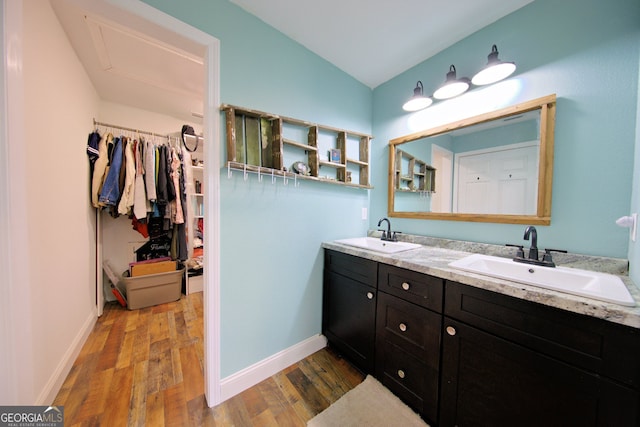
[
  {"xmin": 372, "ymin": 0, "xmax": 640, "ymax": 258},
  {"xmin": 142, "ymin": 0, "xmax": 640, "ymax": 379},
  {"xmin": 142, "ymin": 0, "xmax": 372, "ymax": 377}
]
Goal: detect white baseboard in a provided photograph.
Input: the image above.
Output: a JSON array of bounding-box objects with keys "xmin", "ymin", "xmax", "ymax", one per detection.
[
  {"xmin": 219, "ymin": 334, "xmax": 327, "ymax": 403},
  {"xmin": 37, "ymin": 308, "xmax": 98, "ymax": 405}
]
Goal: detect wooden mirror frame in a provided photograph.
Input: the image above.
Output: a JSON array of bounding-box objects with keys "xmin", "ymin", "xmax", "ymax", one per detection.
[{"xmin": 387, "ymin": 94, "xmax": 556, "ymax": 225}]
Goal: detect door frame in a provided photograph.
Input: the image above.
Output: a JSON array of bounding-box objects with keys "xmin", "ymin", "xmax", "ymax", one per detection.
[{"xmin": 431, "ymin": 144, "xmax": 453, "ymax": 213}]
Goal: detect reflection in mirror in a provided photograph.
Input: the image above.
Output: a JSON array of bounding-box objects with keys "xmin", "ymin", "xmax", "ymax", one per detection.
[{"xmin": 388, "ymin": 94, "xmax": 556, "ymax": 225}]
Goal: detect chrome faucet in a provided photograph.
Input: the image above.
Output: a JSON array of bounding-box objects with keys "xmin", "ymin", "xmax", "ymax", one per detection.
[
  {"xmin": 377, "ymin": 217, "xmax": 394, "ymax": 241},
  {"xmin": 523, "ymin": 225, "xmax": 538, "ymax": 261}
]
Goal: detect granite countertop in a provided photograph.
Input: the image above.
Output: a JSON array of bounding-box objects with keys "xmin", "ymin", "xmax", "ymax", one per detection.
[{"xmin": 322, "ymin": 234, "xmax": 640, "ymax": 329}]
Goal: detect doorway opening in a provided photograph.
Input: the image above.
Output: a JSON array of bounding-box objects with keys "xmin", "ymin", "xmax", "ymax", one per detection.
[{"xmin": 52, "ymin": 0, "xmax": 221, "ymax": 405}]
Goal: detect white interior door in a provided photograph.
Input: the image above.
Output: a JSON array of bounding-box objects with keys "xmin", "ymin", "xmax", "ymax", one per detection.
[{"xmin": 454, "ymin": 142, "xmax": 539, "ymax": 214}]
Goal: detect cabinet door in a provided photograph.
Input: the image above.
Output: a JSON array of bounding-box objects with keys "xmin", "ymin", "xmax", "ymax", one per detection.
[
  {"xmin": 445, "ymin": 280, "xmax": 640, "ymax": 389},
  {"xmin": 323, "ymin": 269, "xmax": 376, "ymax": 373},
  {"xmin": 440, "ymin": 318, "xmax": 639, "ymax": 427},
  {"xmin": 325, "ymin": 249, "xmax": 377, "ymax": 284}
]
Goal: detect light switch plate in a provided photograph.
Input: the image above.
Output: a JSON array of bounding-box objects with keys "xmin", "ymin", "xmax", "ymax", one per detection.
[{"xmin": 361, "ymin": 207, "xmax": 368, "ymax": 220}]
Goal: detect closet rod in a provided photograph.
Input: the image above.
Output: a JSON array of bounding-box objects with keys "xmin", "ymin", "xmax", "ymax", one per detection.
[{"xmin": 92, "ymin": 118, "xmax": 170, "ymax": 140}]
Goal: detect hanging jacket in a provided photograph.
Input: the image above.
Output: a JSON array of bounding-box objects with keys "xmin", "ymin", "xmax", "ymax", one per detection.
[
  {"xmin": 91, "ymin": 133, "xmax": 113, "ymax": 208},
  {"xmin": 98, "ymin": 136, "xmax": 124, "ymax": 207},
  {"xmin": 86, "ymin": 131, "xmax": 100, "ymax": 176},
  {"xmin": 166, "ymin": 145, "xmax": 176, "ymax": 202},
  {"xmin": 170, "ymin": 147, "xmax": 184, "ymax": 224},
  {"xmin": 133, "ymin": 138, "xmax": 149, "ymax": 220},
  {"xmin": 156, "ymin": 145, "xmax": 168, "ymax": 209},
  {"xmin": 144, "ymin": 139, "xmax": 157, "ymax": 202},
  {"xmin": 118, "ymin": 137, "xmax": 136, "ymax": 216}
]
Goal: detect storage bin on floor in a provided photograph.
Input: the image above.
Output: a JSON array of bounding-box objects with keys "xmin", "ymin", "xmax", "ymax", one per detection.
[{"xmin": 122, "ymin": 267, "xmax": 185, "ymax": 310}]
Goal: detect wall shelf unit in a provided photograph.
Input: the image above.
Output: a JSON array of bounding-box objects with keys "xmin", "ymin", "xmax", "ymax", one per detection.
[
  {"xmin": 222, "ymin": 104, "xmax": 373, "ymax": 189},
  {"xmin": 395, "ymin": 149, "xmax": 435, "ymax": 193}
]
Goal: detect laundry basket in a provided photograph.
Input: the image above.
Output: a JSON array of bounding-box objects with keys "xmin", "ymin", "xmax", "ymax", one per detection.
[{"xmin": 121, "ymin": 267, "xmax": 185, "ymax": 309}]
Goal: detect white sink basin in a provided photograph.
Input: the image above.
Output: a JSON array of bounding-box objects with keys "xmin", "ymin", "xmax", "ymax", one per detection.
[
  {"xmin": 335, "ymin": 237, "xmax": 422, "ymax": 254},
  {"xmin": 449, "ymin": 254, "xmax": 635, "ymax": 307}
]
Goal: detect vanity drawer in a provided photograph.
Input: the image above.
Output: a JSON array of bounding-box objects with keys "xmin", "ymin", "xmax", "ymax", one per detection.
[
  {"xmin": 376, "ymin": 291, "xmax": 442, "ymax": 362},
  {"xmin": 378, "ymin": 264, "xmax": 443, "ymax": 312},
  {"xmin": 445, "ymin": 280, "xmax": 640, "ymax": 389},
  {"xmin": 376, "ymin": 340, "xmax": 439, "ymax": 424},
  {"xmin": 324, "ymin": 249, "xmax": 377, "ymax": 285}
]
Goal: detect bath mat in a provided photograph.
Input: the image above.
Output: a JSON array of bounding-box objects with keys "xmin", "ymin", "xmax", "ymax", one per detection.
[{"xmin": 307, "ymin": 375, "xmax": 429, "ymax": 427}]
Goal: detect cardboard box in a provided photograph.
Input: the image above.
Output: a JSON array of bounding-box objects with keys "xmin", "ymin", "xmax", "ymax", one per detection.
[
  {"xmin": 130, "ymin": 259, "xmax": 176, "ymax": 277},
  {"xmin": 122, "ymin": 267, "xmax": 184, "ymax": 309}
]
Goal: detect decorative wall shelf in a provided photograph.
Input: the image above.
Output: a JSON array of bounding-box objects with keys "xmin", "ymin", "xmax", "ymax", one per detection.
[
  {"xmin": 394, "ymin": 149, "xmax": 436, "ymax": 193},
  {"xmin": 222, "ymin": 104, "xmax": 373, "ymax": 189}
]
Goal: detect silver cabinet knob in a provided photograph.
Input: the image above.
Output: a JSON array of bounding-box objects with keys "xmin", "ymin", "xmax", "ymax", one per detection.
[
  {"xmin": 401, "ymin": 282, "xmax": 410, "ymax": 291},
  {"xmin": 397, "ymin": 369, "xmax": 405, "ymax": 379},
  {"xmin": 446, "ymin": 326, "xmax": 456, "ymax": 336},
  {"xmin": 366, "ymin": 292, "xmax": 374, "ymax": 300},
  {"xmin": 399, "ymin": 323, "xmax": 407, "ymax": 332}
]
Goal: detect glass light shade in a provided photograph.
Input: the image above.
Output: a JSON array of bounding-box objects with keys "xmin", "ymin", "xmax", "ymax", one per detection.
[
  {"xmin": 471, "ymin": 45, "xmax": 516, "ymax": 85},
  {"xmin": 472, "ymin": 62, "xmax": 516, "ymax": 85},
  {"xmin": 403, "ymin": 95, "xmax": 432, "ymax": 111},
  {"xmin": 433, "ymin": 81, "xmax": 469, "ymax": 99},
  {"xmin": 433, "ymin": 65, "xmax": 470, "ymax": 100},
  {"xmin": 402, "ymin": 81, "xmax": 433, "ymax": 111}
]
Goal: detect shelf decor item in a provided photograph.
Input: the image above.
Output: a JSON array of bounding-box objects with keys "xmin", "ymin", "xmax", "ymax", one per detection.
[
  {"xmin": 330, "ymin": 148, "xmax": 341, "ymax": 163},
  {"xmin": 292, "ymin": 161, "xmax": 310, "ymax": 175}
]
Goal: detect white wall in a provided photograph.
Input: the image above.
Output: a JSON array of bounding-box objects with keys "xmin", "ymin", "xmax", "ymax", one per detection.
[{"xmin": 1, "ymin": 0, "xmax": 101, "ymax": 404}]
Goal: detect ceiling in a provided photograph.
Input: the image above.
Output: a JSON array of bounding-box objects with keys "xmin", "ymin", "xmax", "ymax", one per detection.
[
  {"xmin": 51, "ymin": 0, "xmax": 207, "ymax": 123},
  {"xmin": 51, "ymin": 0, "xmax": 533, "ymax": 121},
  {"xmin": 229, "ymin": 0, "xmax": 533, "ymax": 88}
]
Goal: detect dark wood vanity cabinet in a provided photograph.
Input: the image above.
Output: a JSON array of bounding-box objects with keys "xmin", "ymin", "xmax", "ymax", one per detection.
[
  {"xmin": 375, "ymin": 264, "xmax": 444, "ymax": 424},
  {"xmin": 323, "ymin": 249, "xmax": 640, "ymax": 426},
  {"xmin": 323, "ymin": 250, "xmax": 378, "ymax": 373},
  {"xmin": 440, "ymin": 280, "xmax": 640, "ymax": 427}
]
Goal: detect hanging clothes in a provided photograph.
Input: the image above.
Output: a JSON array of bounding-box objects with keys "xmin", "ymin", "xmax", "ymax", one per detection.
[
  {"xmin": 156, "ymin": 144, "xmax": 169, "ymax": 215},
  {"xmin": 133, "ymin": 138, "xmax": 149, "ymax": 220},
  {"xmin": 165, "ymin": 145, "xmax": 176, "ymax": 202},
  {"xmin": 91, "ymin": 133, "xmax": 113, "ymax": 208},
  {"xmin": 86, "ymin": 131, "xmax": 100, "ymax": 175},
  {"xmin": 118, "ymin": 137, "xmax": 136, "ymax": 216},
  {"xmin": 144, "ymin": 139, "xmax": 157, "ymax": 203},
  {"xmin": 88, "ymin": 124, "xmax": 195, "ymax": 262},
  {"xmin": 170, "ymin": 146, "xmax": 184, "ymax": 224},
  {"xmin": 116, "ymin": 137, "xmax": 128, "ymax": 204},
  {"xmin": 99, "ymin": 136, "xmax": 124, "ymax": 207}
]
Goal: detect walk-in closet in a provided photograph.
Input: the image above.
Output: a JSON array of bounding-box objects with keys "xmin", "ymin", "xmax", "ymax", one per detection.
[
  {"xmin": 46, "ymin": 0, "xmax": 217, "ymax": 406},
  {"xmin": 92, "ymin": 119, "xmax": 205, "ymax": 309}
]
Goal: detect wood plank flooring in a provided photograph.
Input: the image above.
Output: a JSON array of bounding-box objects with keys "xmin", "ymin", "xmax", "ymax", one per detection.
[{"xmin": 53, "ymin": 292, "xmax": 364, "ymax": 426}]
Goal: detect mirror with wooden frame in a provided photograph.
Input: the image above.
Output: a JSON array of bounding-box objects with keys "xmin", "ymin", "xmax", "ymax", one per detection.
[{"xmin": 388, "ymin": 94, "xmax": 556, "ymax": 225}]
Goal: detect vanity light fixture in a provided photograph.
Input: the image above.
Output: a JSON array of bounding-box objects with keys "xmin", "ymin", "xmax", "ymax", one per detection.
[
  {"xmin": 433, "ymin": 65, "xmax": 470, "ymax": 100},
  {"xmin": 402, "ymin": 81, "xmax": 433, "ymax": 112},
  {"xmin": 402, "ymin": 44, "xmax": 517, "ymax": 111},
  {"xmin": 471, "ymin": 44, "xmax": 516, "ymax": 86}
]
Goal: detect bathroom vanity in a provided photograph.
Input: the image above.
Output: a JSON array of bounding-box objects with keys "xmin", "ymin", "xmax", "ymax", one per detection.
[{"xmin": 322, "ymin": 239, "xmax": 640, "ymax": 426}]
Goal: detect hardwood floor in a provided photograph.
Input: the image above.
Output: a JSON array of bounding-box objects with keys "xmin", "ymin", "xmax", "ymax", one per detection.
[{"xmin": 53, "ymin": 292, "xmax": 364, "ymax": 426}]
